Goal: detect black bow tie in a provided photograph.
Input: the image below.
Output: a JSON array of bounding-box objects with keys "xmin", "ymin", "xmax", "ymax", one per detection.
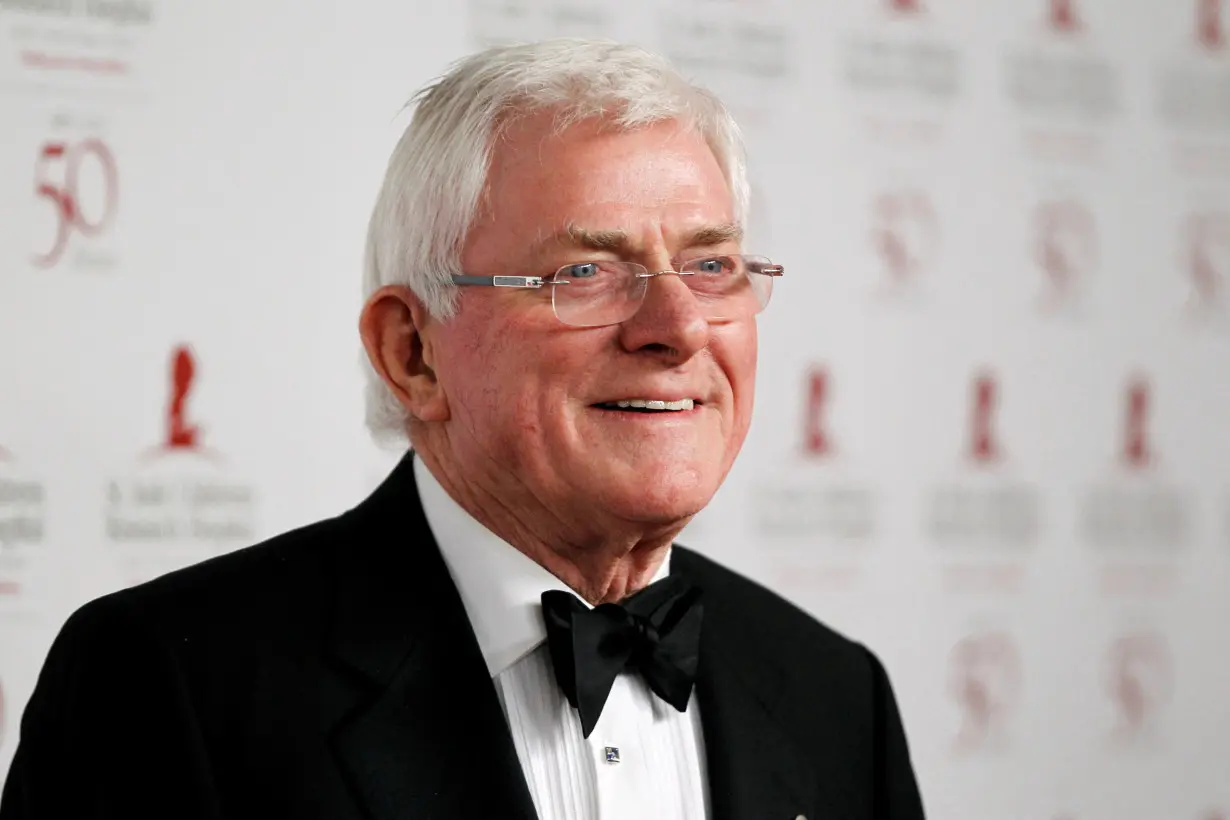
[{"xmin": 541, "ymin": 575, "xmax": 704, "ymax": 738}]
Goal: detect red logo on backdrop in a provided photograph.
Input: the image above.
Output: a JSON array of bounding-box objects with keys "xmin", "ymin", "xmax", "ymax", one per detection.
[
  {"xmin": 889, "ymin": 0, "xmax": 924, "ymax": 14},
  {"xmin": 1049, "ymin": 0, "xmax": 1082, "ymax": 32},
  {"xmin": 167, "ymin": 346, "xmax": 200, "ymax": 450},
  {"xmin": 872, "ymin": 191, "xmax": 938, "ymax": 285},
  {"xmin": 948, "ymin": 631, "xmax": 1022, "ymax": 751},
  {"xmin": 969, "ymin": 373, "xmax": 1001, "ymax": 464},
  {"xmin": 803, "ymin": 367, "xmax": 833, "ymax": 457},
  {"xmin": 1184, "ymin": 211, "xmax": 1228, "ymax": 312},
  {"xmin": 32, "ymin": 138, "xmax": 118, "ymax": 269},
  {"xmin": 1122, "ymin": 377, "xmax": 1153, "ymax": 469},
  {"xmin": 1107, "ymin": 633, "xmax": 1173, "ymax": 742},
  {"xmin": 1034, "ymin": 199, "xmax": 1097, "ymax": 305},
  {"xmin": 1199, "ymin": 0, "xmax": 1225, "ymax": 49},
  {"xmin": 144, "ymin": 345, "xmax": 217, "ymax": 461}
]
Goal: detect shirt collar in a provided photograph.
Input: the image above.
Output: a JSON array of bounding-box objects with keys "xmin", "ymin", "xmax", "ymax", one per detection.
[{"xmin": 414, "ymin": 456, "xmax": 671, "ymax": 678}]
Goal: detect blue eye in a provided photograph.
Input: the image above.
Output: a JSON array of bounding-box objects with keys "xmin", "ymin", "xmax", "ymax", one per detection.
[
  {"xmin": 694, "ymin": 258, "xmax": 732, "ymax": 274},
  {"xmin": 563, "ymin": 263, "xmax": 600, "ymax": 279}
]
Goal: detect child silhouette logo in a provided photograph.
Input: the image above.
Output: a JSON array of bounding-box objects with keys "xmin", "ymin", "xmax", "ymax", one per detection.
[
  {"xmin": 969, "ymin": 373, "xmax": 1001, "ymax": 465},
  {"xmin": 802, "ymin": 367, "xmax": 833, "ymax": 457},
  {"xmin": 1106, "ymin": 633, "xmax": 1172, "ymax": 744},
  {"xmin": 1199, "ymin": 0, "xmax": 1224, "ymax": 50},
  {"xmin": 1049, "ymin": 0, "xmax": 1082, "ymax": 32},
  {"xmin": 1183, "ymin": 211, "xmax": 1228, "ymax": 318},
  {"xmin": 872, "ymin": 190, "xmax": 937, "ymax": 288},
  {"xmin": 1034, "ymin": 198, "xmax": 1096, "ymax": 311},
  {"xmin": 948, "ymin": 631, "xmax": 1021, "ymax": 753},
  {"xmin": 144, "ymin": 345, "xmax": 219, "ymax": 462},
  {"xmin": 167, "ymin": 346, "xmax": 200, "ymax": 450},
  {"xmin": 1122, "ymin": 378, "xmax": 1153, "ymax": 470}
]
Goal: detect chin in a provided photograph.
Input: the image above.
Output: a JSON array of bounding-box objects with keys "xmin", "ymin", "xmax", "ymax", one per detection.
[{"xmin": 600, "ymin": 466, "xmax": 717, "ymax": 525}]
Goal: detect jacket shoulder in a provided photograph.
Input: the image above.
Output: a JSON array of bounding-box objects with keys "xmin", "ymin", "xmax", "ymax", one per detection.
[
  {"xmin": 61, "ymin": 514, "xmax": 355, "ymax": 654},
  {"xmin": 672, "ymin": 546, "xmax": 910, "ymax": 785},
  {"xmin": 673, "ymin": 546, "xmax": 878, "ymax": 683}
]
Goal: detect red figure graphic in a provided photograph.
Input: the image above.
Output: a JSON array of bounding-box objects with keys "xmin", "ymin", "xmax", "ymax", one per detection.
[
  {"xmin": 873, "ymin": 191, "xmax": 937, "ymax": 285},
  {"xmin": 1050, "ymin": 0, "xmax": 1082, "ymax": 32},
  {"xmin": 1114, "ymin": 660, "xmax": 1147, "ymax": 731},
  {"xmin": 1035, "ymin": 199, "xmax": 1096, "ymax": 308},
  {"xmin": 803, "ymin": 368, "xmax": 832, "ymax": 457},
  {"xmin": 969, "ymin": 373, "xmax": 1000, "ymax": 464},
  {"xmin": 877, "ymin": 226, "xmax": 910, "ymax": 281},
  {"xmin": 1191, "ymin": 234, "xmax": 1221, "ymax": 305},
  {"xmin": 1186, "ymin": 212, "xmax": 1226, "ymax": 312},
  {"xmin": 0, "ymin": 445, "xmax": 10, "ymax": 462},
  {"xmin": 142, "ymin": 344, "xmax": 221, "ymax": 463},
  {"xmin": 1123, "ymin": 379, "xmax": 1152, "ymax": 469},
  {"xmin": 1040, "ymin": 241, "xmax": 1068, "ymax": 282},
  {"xmin": 1199, "ymin": 0, "xmax": 1224, "ymax": 49},
  {"xmin": 949, "ymin": 631, "xmax": 1021, "ymax": 752},
  {"xmin": 166, "ymin": 346, "xmax": 200, "ymax": 450},
  {"xmin": 1107, "ymin": 634, "xmax": 1172, "ymax": 742},
  {"xmin": 890, "ymin": 0, "xmax": 924, "ymax": 13},
  {"xmin": 1038, "ymin": 207, "xmax": 1072, "ymax": 292}
]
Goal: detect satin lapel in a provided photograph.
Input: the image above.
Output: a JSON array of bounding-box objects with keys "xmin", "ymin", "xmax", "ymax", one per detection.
[
  {"xmin": 673, "ymin": 548, "xmax": 846, "ymax": 820},
  {"xmin": 326, "ymin": 454, "xmax": 538, "ymax": 820},
  {"xmin": 693, "ymin": 623, "xmax": 819, "ymax": 820}
]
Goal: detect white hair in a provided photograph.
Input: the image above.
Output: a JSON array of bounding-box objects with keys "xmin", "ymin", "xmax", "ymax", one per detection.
[{"xmin": 361, "ymin": 38, "xmax": 750, "ymax": 442}]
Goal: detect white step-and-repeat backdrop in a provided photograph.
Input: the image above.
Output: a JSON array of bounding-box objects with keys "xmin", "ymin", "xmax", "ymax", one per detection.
[{"xmin": 1, "ymin": 1, "xmax": 1228, "ymax": 816}]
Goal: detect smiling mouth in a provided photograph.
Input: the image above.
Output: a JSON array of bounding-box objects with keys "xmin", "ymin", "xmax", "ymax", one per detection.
[{"xmin": 593, "ymin": 398, "xmax": 698, "ymax": 413}]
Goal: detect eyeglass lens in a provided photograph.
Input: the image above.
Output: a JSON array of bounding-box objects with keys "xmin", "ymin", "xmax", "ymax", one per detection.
[{"xmin": 549, "ymin": 255, "xmax": 775, "ymax": 328}]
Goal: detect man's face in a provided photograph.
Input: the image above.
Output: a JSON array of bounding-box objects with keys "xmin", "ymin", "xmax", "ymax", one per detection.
[{"xmin": 430, "ymin": 112, "xmax": 758, "ymax": 529}]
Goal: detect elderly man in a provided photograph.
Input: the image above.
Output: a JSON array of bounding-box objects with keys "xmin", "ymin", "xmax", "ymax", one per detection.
[{"xmin": 1, "ymin": 39, "xmax": 924, "ymax": 820}]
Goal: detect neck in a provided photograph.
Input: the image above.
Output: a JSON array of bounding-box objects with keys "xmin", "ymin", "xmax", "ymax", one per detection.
[{"xmin": 412, "ymin": 438, "xmax": 681, "ymax": 605}]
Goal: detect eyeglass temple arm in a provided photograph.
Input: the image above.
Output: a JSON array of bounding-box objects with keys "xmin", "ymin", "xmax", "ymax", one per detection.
[{"xmin": 450, "ymin": 275, "xmax": 563, "ymax": 289}]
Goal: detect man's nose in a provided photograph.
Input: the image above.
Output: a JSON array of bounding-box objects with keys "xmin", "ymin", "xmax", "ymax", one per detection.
[{"xmin": 616, "ymin": 266, "xmax": 710, "ymax": 361}]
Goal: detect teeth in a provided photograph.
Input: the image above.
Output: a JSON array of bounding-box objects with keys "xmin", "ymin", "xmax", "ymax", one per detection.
[{"xmin": 609, "ymin": 398, "xmax": 695, "ymax": 411}]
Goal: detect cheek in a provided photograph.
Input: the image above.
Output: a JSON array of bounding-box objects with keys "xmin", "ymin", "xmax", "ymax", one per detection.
[
  {"xmin": 438, "ymin": 318, "xmax": 522, "ymax": 417},
  {"xmin": 437, "ymin": 314, "xmax": 573, "ymax": 443},
  {"xmin": 720, "ymin": 324, "xmax": 759, "ymax": 404}
]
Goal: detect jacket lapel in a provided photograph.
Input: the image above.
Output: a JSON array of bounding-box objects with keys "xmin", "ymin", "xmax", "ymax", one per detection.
[
  {"xmin": 674, "ymin": 548, "xmax": 845, "ymax": 820},
  {"xmin": 693, "ymin": 614, "xmax": 819, "ymax": 820},
  {"xmin": 325, "ymin": 453, "xmax": 538, "ymax": 820}
]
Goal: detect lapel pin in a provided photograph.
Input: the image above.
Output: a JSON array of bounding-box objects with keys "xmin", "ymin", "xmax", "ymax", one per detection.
[{"xmin": 604, "ymin": 746, "xmax": 621, "ymax": 763}]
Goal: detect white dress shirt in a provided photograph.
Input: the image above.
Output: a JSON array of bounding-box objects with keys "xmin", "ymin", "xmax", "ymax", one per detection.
[{"xmin": 414, "ymin": 458, "xmax": 710, "ymax": 820}]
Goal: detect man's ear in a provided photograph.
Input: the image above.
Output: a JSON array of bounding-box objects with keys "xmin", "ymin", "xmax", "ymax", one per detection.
[{"xmin": 359, "ymin": 286, "xmax": 450, "ymax": 423}]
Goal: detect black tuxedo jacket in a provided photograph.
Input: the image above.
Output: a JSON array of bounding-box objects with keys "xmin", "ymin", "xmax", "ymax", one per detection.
[{"xmin": 1, "ymin": 454, "xmax": 924, "ymax": 820}]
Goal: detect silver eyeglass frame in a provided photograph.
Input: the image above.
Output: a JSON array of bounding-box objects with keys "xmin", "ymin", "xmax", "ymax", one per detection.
[
  {"xmin": 450, "ymin": 263, "xmax": 785, "ymax": 290},
  {"xmin": 449, "ymin": 257, "xmax": 785, "ymax": 327}
]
